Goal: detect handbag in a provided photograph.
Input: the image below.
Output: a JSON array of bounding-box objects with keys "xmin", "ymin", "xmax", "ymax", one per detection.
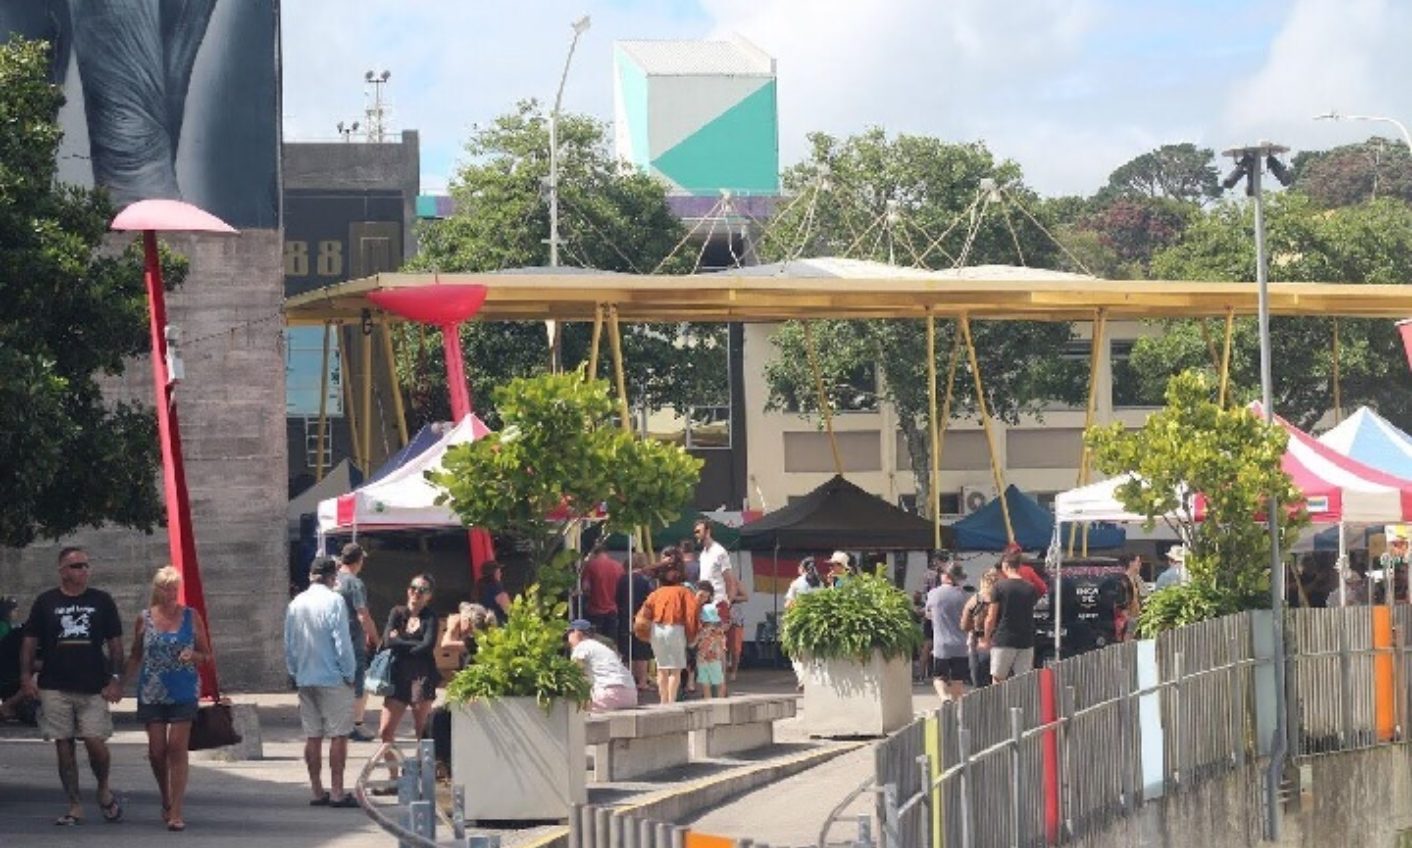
[
  {"xmin": 365, "ymin": 648, "xmax": 395, "ymax": 697},
  {"xmin": 188, "ymin": 700, "xmax": 242, "ymax": 751},
  {"xmin": 632, "ymin": 606, "xmax": 653, "ymax": 643}
]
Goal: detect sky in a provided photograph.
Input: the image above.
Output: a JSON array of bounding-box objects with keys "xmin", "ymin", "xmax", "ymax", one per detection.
[{"xmin": 281, "ymin": 0, "xmax": 1412, "ymax": 198}]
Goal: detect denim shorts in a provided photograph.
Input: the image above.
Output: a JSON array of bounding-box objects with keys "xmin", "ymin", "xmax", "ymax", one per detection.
[{"xmin": 136, "ymin": 700, "xmax": 200, "ymax": 724}]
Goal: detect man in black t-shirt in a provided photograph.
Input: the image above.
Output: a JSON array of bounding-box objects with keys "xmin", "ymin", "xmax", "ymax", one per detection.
[
  {"xmin": 20, "ymin": 546, "xmax": 126, "ymax": 825},
  {"xmin": 982, "ymin": 556, "xmax": 1039, "ymax": 682}
]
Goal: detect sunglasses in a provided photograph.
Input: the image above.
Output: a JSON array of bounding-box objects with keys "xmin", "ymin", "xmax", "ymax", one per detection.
[{"xmin": 408, "ymin": 584, "xmax": 431, "ymax": 595}]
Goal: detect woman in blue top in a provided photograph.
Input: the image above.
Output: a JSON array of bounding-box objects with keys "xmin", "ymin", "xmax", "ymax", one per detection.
[{"xmin": 122, "ymin": 566, "xmax": 211, "ymax": 832}]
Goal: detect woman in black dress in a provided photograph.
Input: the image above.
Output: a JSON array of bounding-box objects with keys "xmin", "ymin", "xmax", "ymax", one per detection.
[{"xmin": 376, "ymin": 573, "xmax": 440, "ymax": 752}]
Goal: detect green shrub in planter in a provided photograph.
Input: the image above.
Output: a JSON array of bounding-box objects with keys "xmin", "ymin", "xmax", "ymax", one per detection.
[
  {"xmin": 780, "ymin": 573, "xmax": 921, "ymax": 662},
  {"xmin": 446, "ymin": 586, "xmax": 590, "ymax": 708}
]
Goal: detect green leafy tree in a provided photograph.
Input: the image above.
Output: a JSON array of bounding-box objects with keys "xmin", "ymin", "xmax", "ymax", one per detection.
[
  {"xmin": 1292, "ymin": 138, "xmax": 1412, "ymax": 208},
  {"xmin": 0, "ymin": 37, "xmax": 187, "ymax": 546},
  {"xmin": 399, "ymin": 101, "xmax": 725, "ymax": 427},
  {"xmin": 1086, "ymin": 371, "xmax": 1307, "ymax": 634},
  {"xmin": 1099, "ymin": 143, "xmax": 1221, "ymax": 204},
  {"xmin": 428, "ymin": 372, "xmax": 702, "ymax": 593},
  {"xmin": 445, "ymin": 586, "xmax": 590, "ymax": 706},
  {"xmin": 1129, "ymin": 193, "xmax": 1412, "ymax": 429},
  {"xmin": 759, "ymin": 129, "xmax": 1083, "ymax": 515}
]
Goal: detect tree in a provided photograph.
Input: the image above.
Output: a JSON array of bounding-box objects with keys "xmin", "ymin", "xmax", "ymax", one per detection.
[
  {"xmin": 1080, "ymin": 196, "xmax": 1194, "ymax": 273},
  {"xmin": 0, "ymin": 37, "xmax": 187, "ymax": 547},
  {"xmin": 399, "ymin": 101, "xmax": 726, "ymax": 427},
  {"xmin": 1292, "ymin": 138, "xmax": 1412, "ymax": 208},
  {"xmin": 429, "ymin": 372, "xmax": 702, "ymax": 591},
  {"xmin": 1086, "ymin": 371, "xmax": 1307, "ymax": 634},
  {"xmin": 758, "ymin": 130, "xmax": 1084, "ymax": 514},
  {"xmin": 1128, "ymin": 194, "xmax": 1412, "ymax": 430},
  {"xmin": 1100, "ymin": 143, "xmax": 1221, "ymax": 205}
]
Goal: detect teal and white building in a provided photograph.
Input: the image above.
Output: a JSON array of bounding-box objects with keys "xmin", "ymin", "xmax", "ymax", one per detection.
[{"xmin": 613, "ymin": 36, "xmax": 780, "ymax": 198}]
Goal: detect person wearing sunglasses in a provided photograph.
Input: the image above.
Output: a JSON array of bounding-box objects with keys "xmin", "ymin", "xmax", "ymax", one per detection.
[
  {"xmin": 373, "ymin": 574, "xmax": 440, "ymax": 791},
  {"xmin": 20, "ymin": 547, "xmax": 127, "ymax": 826}
]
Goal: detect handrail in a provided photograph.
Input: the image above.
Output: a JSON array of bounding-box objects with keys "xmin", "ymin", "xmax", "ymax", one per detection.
[{"xmin": 353, "ymin": 740, "xmax": 439, "ymax": 848}]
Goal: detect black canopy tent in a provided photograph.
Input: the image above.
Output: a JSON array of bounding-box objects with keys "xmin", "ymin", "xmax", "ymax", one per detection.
[{"xmin": 738, "ymin": 475, "xmax": 951, "ymax": 551}]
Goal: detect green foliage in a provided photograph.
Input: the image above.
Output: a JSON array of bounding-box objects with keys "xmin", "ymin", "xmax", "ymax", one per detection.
[
  {"xmin": 1098, "ymin": 143, "xmax": 1221, "ymax": 205},
  {"xmin": 759, "ymin": 129, "xmax": 1083, "ymax": 516},
  {"xmin": 780, "ymin": 573, "xmax": 922, "ymax": 662},
  {"xmin": 445, "ymin": 586, "xmax": 590, "ymax": 706},
  {"xmin": 0, "ymin": 37, "xmax": 187, "ymax": 546},
  {"xmin": 1086, "ymin": 371, "xmax": 1307, "ymax": 633},
  {"xmin": 1134, "ymin": 193, "xmax": 1412, "ymax": 429},
  {"xmin": 1137, "ymin": 580, "xmax": 1264, "ymax": 638},
  {"xmin": 1292, "ymin": 138, "xmax": 1412, "ymax": 208},
  {"xmin": 428, "ymin": 372, "xmax": 702, "ymax": 574},
  {"xmin": 397, "ymin": 100, "xmax": 725, "ymax": 428}
]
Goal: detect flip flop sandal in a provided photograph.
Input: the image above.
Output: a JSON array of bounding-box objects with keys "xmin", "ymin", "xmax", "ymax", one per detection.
[
  {"xmin": 100, "ymin": 795, "xmax": 123, "ymax": 823},
  {"xmin": 309, "ymin": 792, "xmax": 331, "ymax": 806},
  {"xmin": 167, "ymin": 819, "xmax": 186, "ymax": 832},
  {"xmin": 330, "ymin": 794, "xmax": 359, "ymax": 808},
  {"xmin": 54, "ymin": 814, "xmax": 82, "ymax": 826}
]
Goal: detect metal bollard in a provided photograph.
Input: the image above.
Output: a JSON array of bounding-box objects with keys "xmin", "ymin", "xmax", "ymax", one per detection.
[
  {"xmin": 671, "ymin": 825, "xmax": 687, "ymax": 848},
  {"xmin": 637, "ymin": 817, "xmax": 655, "ymax": 848},
  {"xmin": 596, "ymin": 806, "xmax": 612, "ymax": 847},
  {"xmin": 570, "ymin": 803, "xmax": 584, "ymax": 848},
  {"xmin": 453, "ymin": 785, "xmax": 467, "ymax": 840},
  {"xmin": 581, "ymin": 805, "xmax": 599, "ymax": 848},
  {"xmin": 857, "ymin": 812, "xmax": 873, "ymax": 847},
  {"xmin": 655, "ymin": 821, "xmax": 672, "ymax": 848},
  {"xmin": 409, "ymin": 800, "xmax": 434, "ymax": 839},
  {"xmin": 399, "ymin": 756, "xmax": 420, "ymax": 804},
  {"xmin": 419, "ymin": 739, "xmax": 437, "ymax": 805}
]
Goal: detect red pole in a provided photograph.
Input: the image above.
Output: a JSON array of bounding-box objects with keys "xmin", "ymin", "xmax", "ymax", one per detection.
[
  {"xmin": 439, "ymin": 320, "xmax": 494, "ymax": 580},
  {"xmin": 1039, "ymin": 666, "xmax": 1061, "ymax": 844},
  {"xmin": 142, "ymin": 232, "xmax": 218, "ymax": 700}
]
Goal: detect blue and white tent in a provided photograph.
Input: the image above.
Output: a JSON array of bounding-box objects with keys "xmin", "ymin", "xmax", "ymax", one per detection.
[{"xmin": 1319, "ymin": 407, "xmax": 1412, "ymax": 480}]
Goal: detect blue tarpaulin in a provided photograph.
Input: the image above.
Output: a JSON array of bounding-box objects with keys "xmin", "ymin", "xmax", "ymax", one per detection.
[{"xmin": 951, "ymin": 484, "xmax": 1126, "ymax": 552}]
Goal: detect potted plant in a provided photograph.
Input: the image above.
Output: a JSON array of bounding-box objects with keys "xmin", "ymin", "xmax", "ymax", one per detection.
[
  {"xmin": 781, "ymin": 573, "xmax": 919, "ymax": 737},
  {"xmin": 445, "ymin": 586, "xmax": 591, "ymax": 821}
]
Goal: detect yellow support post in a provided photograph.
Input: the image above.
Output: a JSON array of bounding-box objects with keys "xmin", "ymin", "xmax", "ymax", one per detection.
[
  {"xmin": 959, "ymin": 314, "xmax": 1014, "ymax": 544},
  {"xmin": 360, "ymin": 320, "xmax": 373, "ymax": 474},
  {"xmin": 1219, "ymin": 307, "xmax": 1235, "ymax": 407},
  {"xmin": 607, "ymin": 305, "xmax": 632, "ymax": 433},
  {"xmin": 379, "ymin": 322, "xmax": 408, "ymax": 447},
  {"xmin": 588, "ymin": 303, "xmax": 604, "ymax": 380},
  {"xmin": 315, "ymin": 321, "xmax": 331, "ymax": 481},
  {"xmin": 927, "ymin": 311, "xmax": 941, "ymax": 549},
  {"xmin": 803, "ymin": 322, "xmax": 845, "ymax": 477},
  {"xmin": 338, "ymin": 326, "xmax": 363, "ymax": 472},
  {"xmin": 937, "ymin": 331, "xmax": 961, "ymax": 517},
  {"xmin": 1333, "ymin": 318, "xmax": 1342, "ymax": 423},
  {"xmin": 1069, "ymin": 310, "xmax": 1107, "ymax": 557}
]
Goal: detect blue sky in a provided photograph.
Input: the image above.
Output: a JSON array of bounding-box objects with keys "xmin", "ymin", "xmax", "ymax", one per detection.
[{"xmin": 282, "ymin": 0, "xmax": 1412, "ymax": 197}]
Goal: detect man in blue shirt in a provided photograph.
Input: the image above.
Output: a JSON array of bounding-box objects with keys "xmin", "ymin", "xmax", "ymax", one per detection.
[{"xmin": 284, "ymin": 556, "xmax": 357, "ymax": 807}]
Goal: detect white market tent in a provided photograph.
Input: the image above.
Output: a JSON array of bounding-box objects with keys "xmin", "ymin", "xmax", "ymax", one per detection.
[
  {"xmin": 1053, "ymin": 473, "xmax": 1157, "ymax": 524},
  {"xmin": 317, "ymin": 415, "xmax": 491, "ymax": 535}
]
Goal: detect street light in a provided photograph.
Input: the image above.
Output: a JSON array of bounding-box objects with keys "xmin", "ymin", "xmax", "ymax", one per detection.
[
  {"xmin": 1314, "ymin": 110, "xmax": 1412, "ymax": 151},
  {"xmin": 1221, "ymin": 140, "xmax": 1293, "ymax": 843},
  {"xmin": 546, "ymin": 14, "xmax": 591, "ymax": 370}
]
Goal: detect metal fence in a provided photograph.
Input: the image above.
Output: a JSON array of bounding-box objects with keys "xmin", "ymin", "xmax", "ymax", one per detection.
[
  {"xmin": 569, "ymin": 801, "xmax": 877, "ymax": 848},
  {"xmin": 876, "ymin": 605, "xmax": 1412, "ymax": 848}
]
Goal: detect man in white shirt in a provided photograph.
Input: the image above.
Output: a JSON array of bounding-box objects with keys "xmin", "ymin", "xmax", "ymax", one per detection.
[
  {"xmin": 567, "ymin": 621, "xmax": 637, "ymax": 711},
  {"xmin": 694, "ymin": 519, "xmax": 747, "ymax": 689}
]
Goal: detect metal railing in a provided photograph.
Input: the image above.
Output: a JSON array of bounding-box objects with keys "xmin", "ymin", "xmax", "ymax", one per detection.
[
  {"xmin": 570, "ymin": 801, "xmax": 863, "ymax": 848},
  {"xmin": 870, "ymin": 606, "xmax": 1412, "ymax": 847},
  {"xmin": 355, "ymin": 738, "xmax": 495, "ymax": 848}
]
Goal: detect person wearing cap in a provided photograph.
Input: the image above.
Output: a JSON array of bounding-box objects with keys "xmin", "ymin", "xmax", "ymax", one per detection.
[
  {"xmin": 1155, "ymin": 544, "xmax": 1189, "ymax": 591},
  {"xmin": 1001, "ymin": 544, "xmax": 1048, "ymax": 597},
  {"xmin": 825, "ymin": 551, "xmax": 854, "ymax": 587},
  {"xmin": 335, "ymin": 543, "xmax": 378, "ymax": 742},
  {"xmin": 284, "ymin": 555, "xmax": 358, "ymax": 807},
  {"xmin": 568, "ymin": 620, "xmax": 637, "ymax": 711},
  {"xmin": 925, "ymin": 564, "xmax": 973, "ymax": 701}
]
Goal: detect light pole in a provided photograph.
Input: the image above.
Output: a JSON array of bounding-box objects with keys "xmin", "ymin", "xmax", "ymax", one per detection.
[
  {"xmin": 1314, "ymin": 110, "xmax": 1412, "ymax": 151},
  {"xmin": 1221, "ymin": 141, "xmax": 1293, "ymax": 842},
  {"xmin": 546, "ymin": 14, "xmax": 591, "ymax": 371}
]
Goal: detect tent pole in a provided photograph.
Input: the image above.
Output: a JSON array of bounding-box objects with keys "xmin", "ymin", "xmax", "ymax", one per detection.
[
  {"xmin": 937, "ymin": 329, "xmax": 961, "ymax": 522},
  {"xmin": 1070, "ymin": 310, "xmax": 1106, "ymax": 557},
  {"xmin": 803, "ymin": 322, "xmax": 844, "ymax": 477},
  {"xmin": 361, "ymin": 318, "xmax": 374, "ymax": 473},
  {"xmin": 926, "ymin": 310, "xmax": 937, "ymax": 550},
  {"xmin": 1050, "ymin": 522, "xmax": 1063, "ymax": 659},
  {"xmin": 607, "ymin": 305, "xmax": 651, "ymax": 558},
  {"xmin": 1332, "ymin": 318, "xmax": 1343, "ymax": 424},
  {"xmin": 588, "ymin": 303, "xmax": 604, "ymax": 380},
  {"xmin": 379, "ymin": 322, "xmax": 409, "ymax": 447},
  {"xmin": 315, "ymin": 321, "xmax": 331, "ymax": 482},
  {"xmin": 1219, "ymin": 308, "xmax": 1235, "ymax": 407},
  {"xmin": 339, "ymin": 325, "xmax": 363, "ymax": 472},
  {"xmin": 959, "ymin": 314, "xmax": 1014, "ymax": 544},
  {"xmin": 1338, "ymin": 523, "xmax": 1348, "ymax": 607}
]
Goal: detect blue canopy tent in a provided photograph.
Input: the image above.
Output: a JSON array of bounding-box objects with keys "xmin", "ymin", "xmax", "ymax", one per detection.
[
  {"xmin": 951, "ymin": 484, "xmax": 1126, "ymax": 552},
  {"xmin": 1319, "ymin": 406, "xmax": 1412, "ymax": 480}
]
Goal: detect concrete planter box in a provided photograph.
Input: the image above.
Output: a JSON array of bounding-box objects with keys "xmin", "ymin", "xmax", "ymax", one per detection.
[
  {"xmin": 451, "ymin": 697, "xmax": 586, "ymax": 821},
  {"xmin": 801, "ymin": 650, "xmax": 913, "ymax": 737}
]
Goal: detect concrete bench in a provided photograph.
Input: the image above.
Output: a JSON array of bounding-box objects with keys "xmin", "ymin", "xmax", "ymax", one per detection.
[{"xmin": 583, "ymin": 694, "xmax": 798, "ymax": 782}]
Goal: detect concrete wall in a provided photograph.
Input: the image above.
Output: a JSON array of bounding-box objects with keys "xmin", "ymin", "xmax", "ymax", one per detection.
[
  {"xmin": 1078, "ymin": 747, "xmax": 1412, "ymax": 847},
  {"xmin": 0, "ymin": 230, "xmax": 288, "ymax": 691}
]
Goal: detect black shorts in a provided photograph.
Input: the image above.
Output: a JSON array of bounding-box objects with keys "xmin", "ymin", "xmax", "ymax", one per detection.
[
  {"xmin": 136, "ymin": 701, "xmax": 199, "ymax": 724},
  {"xmin": 933, "ymin": 656, "xmax": 970, "ymax": 684}
]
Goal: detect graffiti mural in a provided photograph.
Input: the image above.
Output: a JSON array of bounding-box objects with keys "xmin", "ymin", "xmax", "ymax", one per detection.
[{"xmin": 1, "ymin": 0, "xmax": 279, "ymax": 228}]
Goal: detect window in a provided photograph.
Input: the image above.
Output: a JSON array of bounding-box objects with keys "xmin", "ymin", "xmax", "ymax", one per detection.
[
  {"xmin": 285, "ymin": 327, "xmax": 342, "ymax": 416},
  {"xmin": 302, "ymin": 416, "xmax": 333, "ymax": 470},
  {"xmin": 686, "ymin": 405, "xmax": 731, "ymax": 449},
  {"xmin": 783, "ymin": 431, "xmax": 882, "ymax": 472},
  {"xmin": 1111, "ymin": 341, "xmax": 1163, "ymax": 408},
  {"xmin": 899, "ymin": 492, "xmax": 961, "ymax": 515}
]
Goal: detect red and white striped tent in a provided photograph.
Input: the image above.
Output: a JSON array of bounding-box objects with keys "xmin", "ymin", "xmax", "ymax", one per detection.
[{"xmin": 1253, "ymin": 403, "xmax": 1412, "ymax": 524}]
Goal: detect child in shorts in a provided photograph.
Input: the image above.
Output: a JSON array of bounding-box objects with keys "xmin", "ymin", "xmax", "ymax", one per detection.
[{"xmin": 694, "ymin": 604, "xmax": 727, "ymax": 699}]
